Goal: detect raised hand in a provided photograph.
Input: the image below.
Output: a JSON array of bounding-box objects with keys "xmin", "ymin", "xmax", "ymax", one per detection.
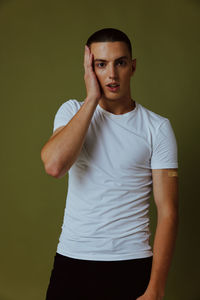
[{"xmin": 84, "ymin": 45, "xmax": 102, "ymax": 102}]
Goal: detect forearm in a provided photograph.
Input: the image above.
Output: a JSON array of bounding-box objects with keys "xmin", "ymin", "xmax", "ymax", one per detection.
[
  {"xmin": 146, "ymin": 212, "xmax": 179, "ymax": 298},
  {"xmin": 41, "ymin": 97, "xmax": 98, "ymax": 178}
]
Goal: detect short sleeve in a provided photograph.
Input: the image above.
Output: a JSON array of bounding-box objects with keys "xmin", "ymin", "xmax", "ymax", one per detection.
[
  {"xmin": 53, "ymin": 99, "xmax": 80, "ymax": 132},
  {"xmin": 151, "ymin": 119, "xmax": 178, "ymax": 169}
]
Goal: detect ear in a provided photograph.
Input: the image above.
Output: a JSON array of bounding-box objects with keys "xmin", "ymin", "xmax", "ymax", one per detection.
[{"xmin": 131, "ymin": 58, "xmax": 136, "ymax": 75}]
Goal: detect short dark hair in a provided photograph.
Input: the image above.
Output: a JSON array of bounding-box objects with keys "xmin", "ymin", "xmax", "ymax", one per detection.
[{"xmin": 86, "ymin": 28, "xmax": 132, "ymax": 58}]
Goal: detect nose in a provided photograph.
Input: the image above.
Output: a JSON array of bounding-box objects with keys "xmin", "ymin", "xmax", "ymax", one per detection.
[{"xmin": 108, "ymin": 63, "xmax": 118, "ymax": 80}]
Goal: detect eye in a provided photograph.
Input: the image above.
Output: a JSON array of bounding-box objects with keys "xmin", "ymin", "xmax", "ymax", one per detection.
[
  {"xmin": 96, "ymin": 62, "xmax": 105, "ymax": 68},
  {"xmin": 117, "ymin": 60, "xmax": 126, "ymax": 66}
]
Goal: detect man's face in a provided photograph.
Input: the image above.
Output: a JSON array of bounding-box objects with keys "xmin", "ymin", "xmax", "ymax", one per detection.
[{"xmin": 90, "ymin": 41, "xmax": 136, "ymax": 102}]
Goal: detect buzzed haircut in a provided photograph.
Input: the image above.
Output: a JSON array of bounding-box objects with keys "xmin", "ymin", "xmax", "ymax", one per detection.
[{"xmin": 86, "ymin": 28, "xmax": 132, "ymax": 58}]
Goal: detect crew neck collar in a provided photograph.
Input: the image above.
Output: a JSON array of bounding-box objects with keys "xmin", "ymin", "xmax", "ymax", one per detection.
[{"xmin": 97, "ymin": 100, "xmax": 138, "ymax": 119}]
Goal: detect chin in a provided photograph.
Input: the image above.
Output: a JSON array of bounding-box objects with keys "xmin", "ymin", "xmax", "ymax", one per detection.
[{"xmin": 104, "ymin": 93, "xmax": 122, "ymax": 101}]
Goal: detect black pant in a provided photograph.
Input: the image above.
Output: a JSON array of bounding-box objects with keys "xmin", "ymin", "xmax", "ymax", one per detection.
[{"xmin": 46, "ymin": 252, "xmax": 153, "ymax": 300}]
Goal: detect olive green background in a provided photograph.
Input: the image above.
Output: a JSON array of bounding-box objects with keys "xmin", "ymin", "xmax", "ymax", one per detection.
[{"xmin": 0, "ymin": 0, "xmax": 199, "ymax": 299}]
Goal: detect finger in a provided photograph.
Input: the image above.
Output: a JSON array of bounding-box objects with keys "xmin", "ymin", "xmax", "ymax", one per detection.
[
  {"xmin": 84, "ymin": 46, "xmax": 91, "ymax": 69},
  {"xmin": 85, "ymin": 45, "xmax": 90, "ymax": 53},
  {"xmin": 88, "ymin": 54, "xmax": 95, "ymax": 73},
  {"xmin": 85, "ymin": 54, "xmax": 93, "ymax": 73},
  {"xmin": 84, "ymin": 45, "xmax": 88, "ymax": 68},
  {"xmin": 89, "ymin": 52, "xmax": 93, "ymax": 67}
]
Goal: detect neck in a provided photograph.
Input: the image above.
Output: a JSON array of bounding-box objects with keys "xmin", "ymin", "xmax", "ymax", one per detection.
[{"xmin": 98, "ymin": 96, "xmax": 135, "ymax": 115}]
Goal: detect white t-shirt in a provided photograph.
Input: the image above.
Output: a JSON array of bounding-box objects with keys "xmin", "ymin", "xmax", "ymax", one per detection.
[{"xmin": 53, "ymin": 99, "xmax": 178, "ymax": 261}]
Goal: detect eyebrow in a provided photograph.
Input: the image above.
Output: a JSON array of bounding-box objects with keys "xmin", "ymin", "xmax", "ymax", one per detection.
[{"xmin": 94, "ymin": 56, "xmax": 129, "ymax": 63}]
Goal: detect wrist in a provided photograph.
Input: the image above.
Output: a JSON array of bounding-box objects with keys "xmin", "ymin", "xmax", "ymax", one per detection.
[
  {"xmin": 145, "ymin": 283, "xmax": 165, "ymax": 299},
  {"xmin": 84, "ymin": 96, "xmax": 100, "ymax": 105}
]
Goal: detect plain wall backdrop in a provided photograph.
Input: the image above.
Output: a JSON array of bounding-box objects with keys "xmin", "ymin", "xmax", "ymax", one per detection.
[{"xmin": 0, "ymin": 0, "xmax": 200, "ymax": 299}]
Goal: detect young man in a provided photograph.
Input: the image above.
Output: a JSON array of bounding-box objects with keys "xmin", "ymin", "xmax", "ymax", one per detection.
[{"xmin": 41, "ymin": 28, "xmax": 179, "ymax": 300}]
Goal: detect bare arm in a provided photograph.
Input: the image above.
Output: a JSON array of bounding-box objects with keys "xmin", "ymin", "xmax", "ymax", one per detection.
[
  {"xmin": 40, "ymin": 45, "xmax": 101, "ymax": 178},
  {"xmin": 137, "ymin": 168, "xmax": 179, "ymax": 300}
]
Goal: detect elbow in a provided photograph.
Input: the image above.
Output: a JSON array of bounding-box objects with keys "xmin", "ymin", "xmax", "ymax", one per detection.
[
  {"xmin": 42, "ymin": 159, "xmax": 65, "ymax": 179},
  {"xmin": 40, "ymin": 149, "xmax": 61, "ymax": 178},
  {"xmin": 40, "ymin": 146, "xmax": 71, "ymax": 178},
  {"xmin": 41, "ymin": 152, "xmax": 69, "ymax": 179},
  {"xmin": 49, "ymin": 164, "xmax": 69, "ymax": 179},
  {"xmin": 157, "ymin": 209, "xmax": 179, "ymax": 227},
  {"xmin": 44, "ymin": 163, "xmax": 62, "ymax": 178}
]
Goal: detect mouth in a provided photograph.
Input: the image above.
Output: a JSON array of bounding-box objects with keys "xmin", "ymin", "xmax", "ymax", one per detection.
[{"xmin": 106, "ymin": 83, "xmax": 120, "ymax": 92}]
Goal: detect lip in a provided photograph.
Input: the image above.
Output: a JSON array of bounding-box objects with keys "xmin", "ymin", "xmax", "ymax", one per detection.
[
  {"xmin": 106, "ymin": 82, "xmax": 120, "ymax": 86},
  {"xmin": 106, "ymin": 85, "xmax": 120, "ymax": 92},
  {"xmin": 106, "ymin": 82, "xmax": 120, "ymax": 92}
]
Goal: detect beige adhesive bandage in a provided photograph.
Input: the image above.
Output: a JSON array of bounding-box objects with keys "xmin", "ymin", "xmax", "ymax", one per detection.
[{"xmin": 168, "ymin": 170, "xmax": 178, "ymax": 177}]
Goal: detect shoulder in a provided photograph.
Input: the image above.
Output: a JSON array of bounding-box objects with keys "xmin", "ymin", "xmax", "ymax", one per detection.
[
  {"xmin": 137, "ymin": 103, "xmax": 169, "ymax": 128},
  {"xmin": 53, "ymin": 99, "xmax": 84, "ymax": 132},
  {"xmin": 135, "ymin": 103, "xmax": 176, "ymax": 146},
  {"xmin": 56, "ymin": 99, "xmax": 83, "ymax": 113}
]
